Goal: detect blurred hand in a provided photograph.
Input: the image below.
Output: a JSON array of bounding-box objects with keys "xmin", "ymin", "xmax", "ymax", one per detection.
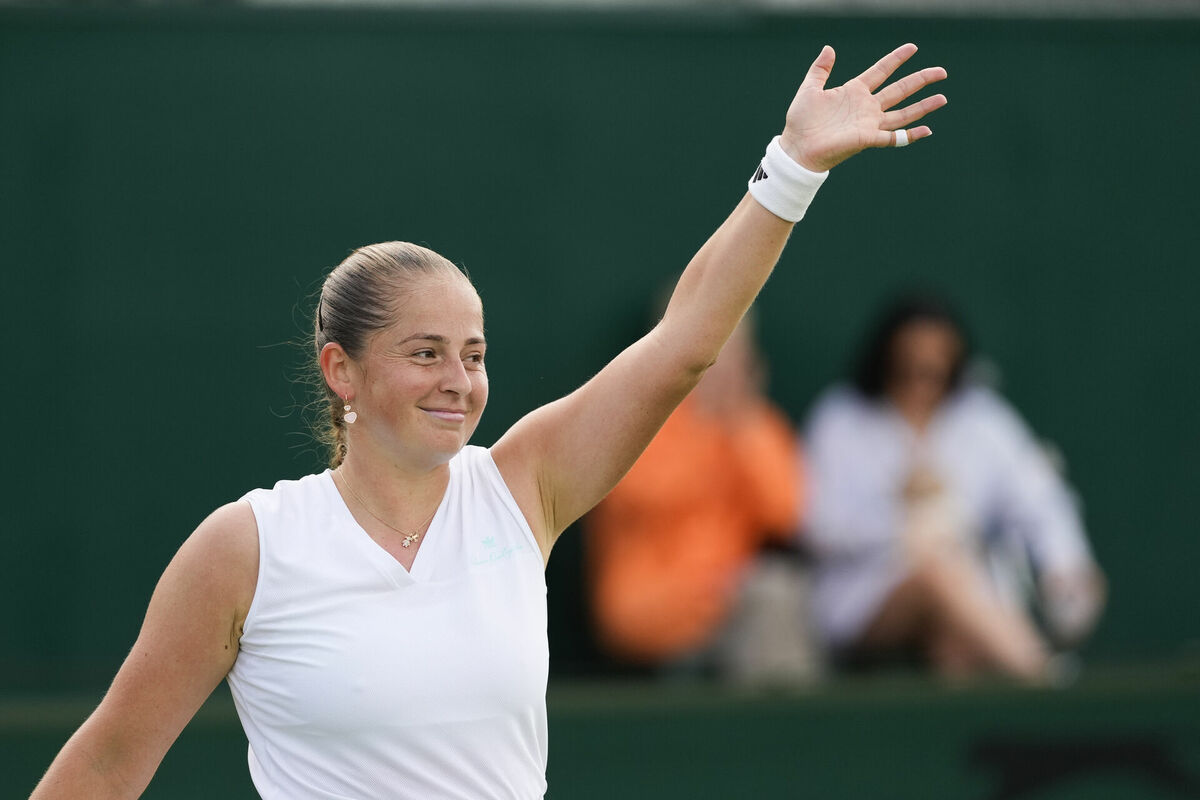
[
  {"xmin": 1040, "ymin": 567, "xmax": 1107, "ymax": 646},
  {"xmin": 901, "ymin": 465, "xmax": 968, "ymax": 558},
  {"xmin": 779, "ymin": 43, "xmax": 948, "ymax": 173}
]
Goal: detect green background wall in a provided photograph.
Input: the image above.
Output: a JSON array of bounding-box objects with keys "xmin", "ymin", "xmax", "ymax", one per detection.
[
  {"xmin": 2, "ymin": 7, "xmax": 1198, "ymax": 694},
  {"xmin": 7, "ymin": 678, "xmax": 1200, "ymax": 798}
]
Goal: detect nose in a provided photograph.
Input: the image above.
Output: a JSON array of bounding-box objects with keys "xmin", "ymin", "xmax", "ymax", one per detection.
[{"xmin": 439, "ymin": 357, "xmax": 473, "ymax": 396}]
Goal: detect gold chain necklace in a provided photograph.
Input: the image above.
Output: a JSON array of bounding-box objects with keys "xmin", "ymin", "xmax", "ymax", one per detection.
[{"xmin": 336, "ymin": 469, "xmax": 439, "ymax": 549}]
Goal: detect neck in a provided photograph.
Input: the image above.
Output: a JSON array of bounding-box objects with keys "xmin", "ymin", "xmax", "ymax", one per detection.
[
  {"xmin": 888, "ymin": 392, "xmax": 945, "ymax": 434},
  {"xmin": 337, "ymin": 449, "xmax": 450, "ymax": 526},
  {"xmin": 899, "ymin": 406, "xmax": 935, "ymax": 432}
]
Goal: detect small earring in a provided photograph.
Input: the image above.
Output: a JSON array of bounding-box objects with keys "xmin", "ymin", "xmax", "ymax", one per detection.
[{"xmin": 343, "ymin": 398, "xmax": 358, "ymax": 424}]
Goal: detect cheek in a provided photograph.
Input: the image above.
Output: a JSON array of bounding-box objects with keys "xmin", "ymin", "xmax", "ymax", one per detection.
[{"xmin": 473, "ymin": 372, "xmax": 490, "ymax": 409}]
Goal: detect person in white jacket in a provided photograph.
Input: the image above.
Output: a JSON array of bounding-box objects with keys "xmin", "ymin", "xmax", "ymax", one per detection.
[{"xmin": 804, "ymin": 295, "xmax": 1105, "ymax": 682}]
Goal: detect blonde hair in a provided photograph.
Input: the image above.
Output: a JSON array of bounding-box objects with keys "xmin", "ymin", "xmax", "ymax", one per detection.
[{"xmin": 313, "ymin": 241, "xmax": 470, "ymax": 467}]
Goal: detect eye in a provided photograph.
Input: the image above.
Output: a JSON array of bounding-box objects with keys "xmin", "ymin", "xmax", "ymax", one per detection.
[
  {"xmin": 465, "ymin": 352, "xmax": 485, "ymax": 365},
  {"xmin": 413, "ymin": 349, "xmax": 437, "ymax": 360}
]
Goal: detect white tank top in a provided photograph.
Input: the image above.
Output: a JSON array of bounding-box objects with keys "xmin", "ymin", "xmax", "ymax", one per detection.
[{"xmin": 227, "ymin": 446, "xmax": 549, "ymax": 799}]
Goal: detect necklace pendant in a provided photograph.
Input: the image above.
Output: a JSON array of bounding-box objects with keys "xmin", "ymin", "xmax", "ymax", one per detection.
[{"xmin": 402, "ymin": 533, "xmax": 419, "ymax": 548}]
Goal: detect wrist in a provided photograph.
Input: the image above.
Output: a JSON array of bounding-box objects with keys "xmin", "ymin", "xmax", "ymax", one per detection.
[
  {"xmin": 747, "ymin": 135, "xmax": 829, "ymax": 223},
  {"xmin": 776, "ymin": 133, "xmax": 827, "ymax": 173}
]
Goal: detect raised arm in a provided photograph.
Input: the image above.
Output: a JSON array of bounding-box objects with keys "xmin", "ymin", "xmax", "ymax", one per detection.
[
  {"xmin": 493, "ymin": 43, "xmax": 947, "ymax": 555},
  {"xmin": 30, "ymin": 503, "xmax": 257, "ymax": 799}
]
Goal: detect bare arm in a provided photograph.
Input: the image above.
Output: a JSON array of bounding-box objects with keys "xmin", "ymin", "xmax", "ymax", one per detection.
[
  {"xmin": 30, "ymin": 502, "xmax": 258, "ymax": 799},
  {"xmin": 494, "ymin": 43, "xmax": 947, "ymax": 555}
]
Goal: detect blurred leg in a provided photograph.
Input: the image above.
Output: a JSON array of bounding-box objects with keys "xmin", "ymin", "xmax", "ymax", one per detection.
[
  {"xmin": 926, "ymin": 624, "xmax": 981, "ymax": 682},
  {"xmin": 858, "ymin": 549, "xmax": 1049, "ymax": 682}
]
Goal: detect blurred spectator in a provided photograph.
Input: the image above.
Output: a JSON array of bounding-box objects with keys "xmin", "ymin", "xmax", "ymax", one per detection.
[
  {"xmin": 586, "ymin": 316, "xmax": 818, "ymax": 683},
  {"xmin": 803, "ymin": 294, "xmax": 1105, "ymax": 682}
]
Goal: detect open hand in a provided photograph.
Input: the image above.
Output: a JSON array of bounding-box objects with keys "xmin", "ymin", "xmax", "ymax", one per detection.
[{"xmin": 779, "ymin": 43, "xmax": 948, "ymax": 173}]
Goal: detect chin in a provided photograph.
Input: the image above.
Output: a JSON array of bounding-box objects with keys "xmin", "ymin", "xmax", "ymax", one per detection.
[
  {"xmin": 412, "ymin": 417, "xmax": 481, "ymax": 462},
  {"xmin": 429, "ymin": 432, "xmax": 471, "ymax": 460}
]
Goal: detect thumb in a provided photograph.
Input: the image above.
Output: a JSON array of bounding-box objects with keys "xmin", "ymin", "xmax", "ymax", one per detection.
[{"xmin": 800, "ymin": 45, "xmax": 836, "ymax": 91}]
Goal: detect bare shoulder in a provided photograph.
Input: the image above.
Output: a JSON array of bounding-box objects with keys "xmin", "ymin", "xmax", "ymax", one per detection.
[
  {"xmin": 165, "ymin": 500, "xmax": 260, "ymax": 626},
  {"xmin": 188, "ymin": 501, "xmax": 258, "ymax": 561},
  {"xmin": 103, "ymin": 500, "xmax": 259, "ymax": 717}
]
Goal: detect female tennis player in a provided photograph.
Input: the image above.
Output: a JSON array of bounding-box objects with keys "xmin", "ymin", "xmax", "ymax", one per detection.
[{"xmin": 32, "ymin": 43, "xmax": 946, "ymax": 799}]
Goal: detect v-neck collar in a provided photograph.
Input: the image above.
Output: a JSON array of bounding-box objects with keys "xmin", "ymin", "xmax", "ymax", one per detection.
[{"xmin": 321, "ymin": 468, "xmax": 451, "ymax": 587}]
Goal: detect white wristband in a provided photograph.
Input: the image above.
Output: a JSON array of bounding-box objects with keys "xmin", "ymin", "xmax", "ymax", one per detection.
[{"xmin": 747, "ymin": 136, "xmax": 829, "ymax": 223}]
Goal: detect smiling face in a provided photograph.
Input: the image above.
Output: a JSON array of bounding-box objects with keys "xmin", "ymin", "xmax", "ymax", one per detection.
[{"xmin": 351, "ymin": 273, "xmax": 488, "ymax": 470}]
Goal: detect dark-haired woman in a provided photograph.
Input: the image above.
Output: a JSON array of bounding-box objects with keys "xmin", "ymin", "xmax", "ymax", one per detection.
[
  {"xmin": 31, "ymin": 44, "xmax": 946, "ymax": 799},
  {"xmin": 804, "ymin": 296, "xmax": 1105, "ymax": 683}
]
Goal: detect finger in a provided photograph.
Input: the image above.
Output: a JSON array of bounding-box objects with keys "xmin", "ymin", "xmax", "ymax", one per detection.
[
  {"xmin": 875, "ymin": 66, "xmax": 948, "ymax": 110},
  {"xmin": 800, "ymin": 45, "xmax": 837, "ymax": 91},
  {"xmin": 905, "ymin": 126, "xmax": 933, "ymax": 144},
  {"xmin": 881, "ymin": 94, "xmax": 947, "ymax": 130},
  {"xmin": 855, "ymin": 42, "xmax": 918, "ymax": 93},
  {"xmin": 875, "ymin": 125, "xmax": 933, "ymax": 149}
]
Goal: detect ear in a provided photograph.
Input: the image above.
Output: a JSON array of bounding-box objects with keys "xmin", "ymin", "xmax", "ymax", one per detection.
[{"xmin": 319, "ymin": 342, "xmax": 357, "ymax": 400}]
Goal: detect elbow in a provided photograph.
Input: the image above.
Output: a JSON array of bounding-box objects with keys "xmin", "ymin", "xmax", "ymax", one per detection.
[
  {"xmin": 668, "ymin": 356, "xmax": 715, "ymax": 401},
  {"xmin": 33, "ymin": 715, "xmax": 148, "ymax": 800},
  {"xmin": 681, "ymin": 355, "xmax": 717, "ymax": 382},
  {"xmin": 644, "ymin": 324, "xmax": 717, "ymax": 390}
]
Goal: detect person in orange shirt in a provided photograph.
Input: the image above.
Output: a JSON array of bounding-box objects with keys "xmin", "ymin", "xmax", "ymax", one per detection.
[{"xmin": 586, "ymin": 316, "xmax": 810, "ymax": 679}]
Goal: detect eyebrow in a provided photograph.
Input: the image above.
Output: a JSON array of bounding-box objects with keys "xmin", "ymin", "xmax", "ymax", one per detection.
[{"xmin": 400, "ymin": 333, "xmax": 486, "ymax": 346}]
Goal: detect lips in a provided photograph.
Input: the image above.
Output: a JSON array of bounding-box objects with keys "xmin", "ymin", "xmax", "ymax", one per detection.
[{"xmin": 422, "ymin": 408, "xmax": 467, "ymax": 423}]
